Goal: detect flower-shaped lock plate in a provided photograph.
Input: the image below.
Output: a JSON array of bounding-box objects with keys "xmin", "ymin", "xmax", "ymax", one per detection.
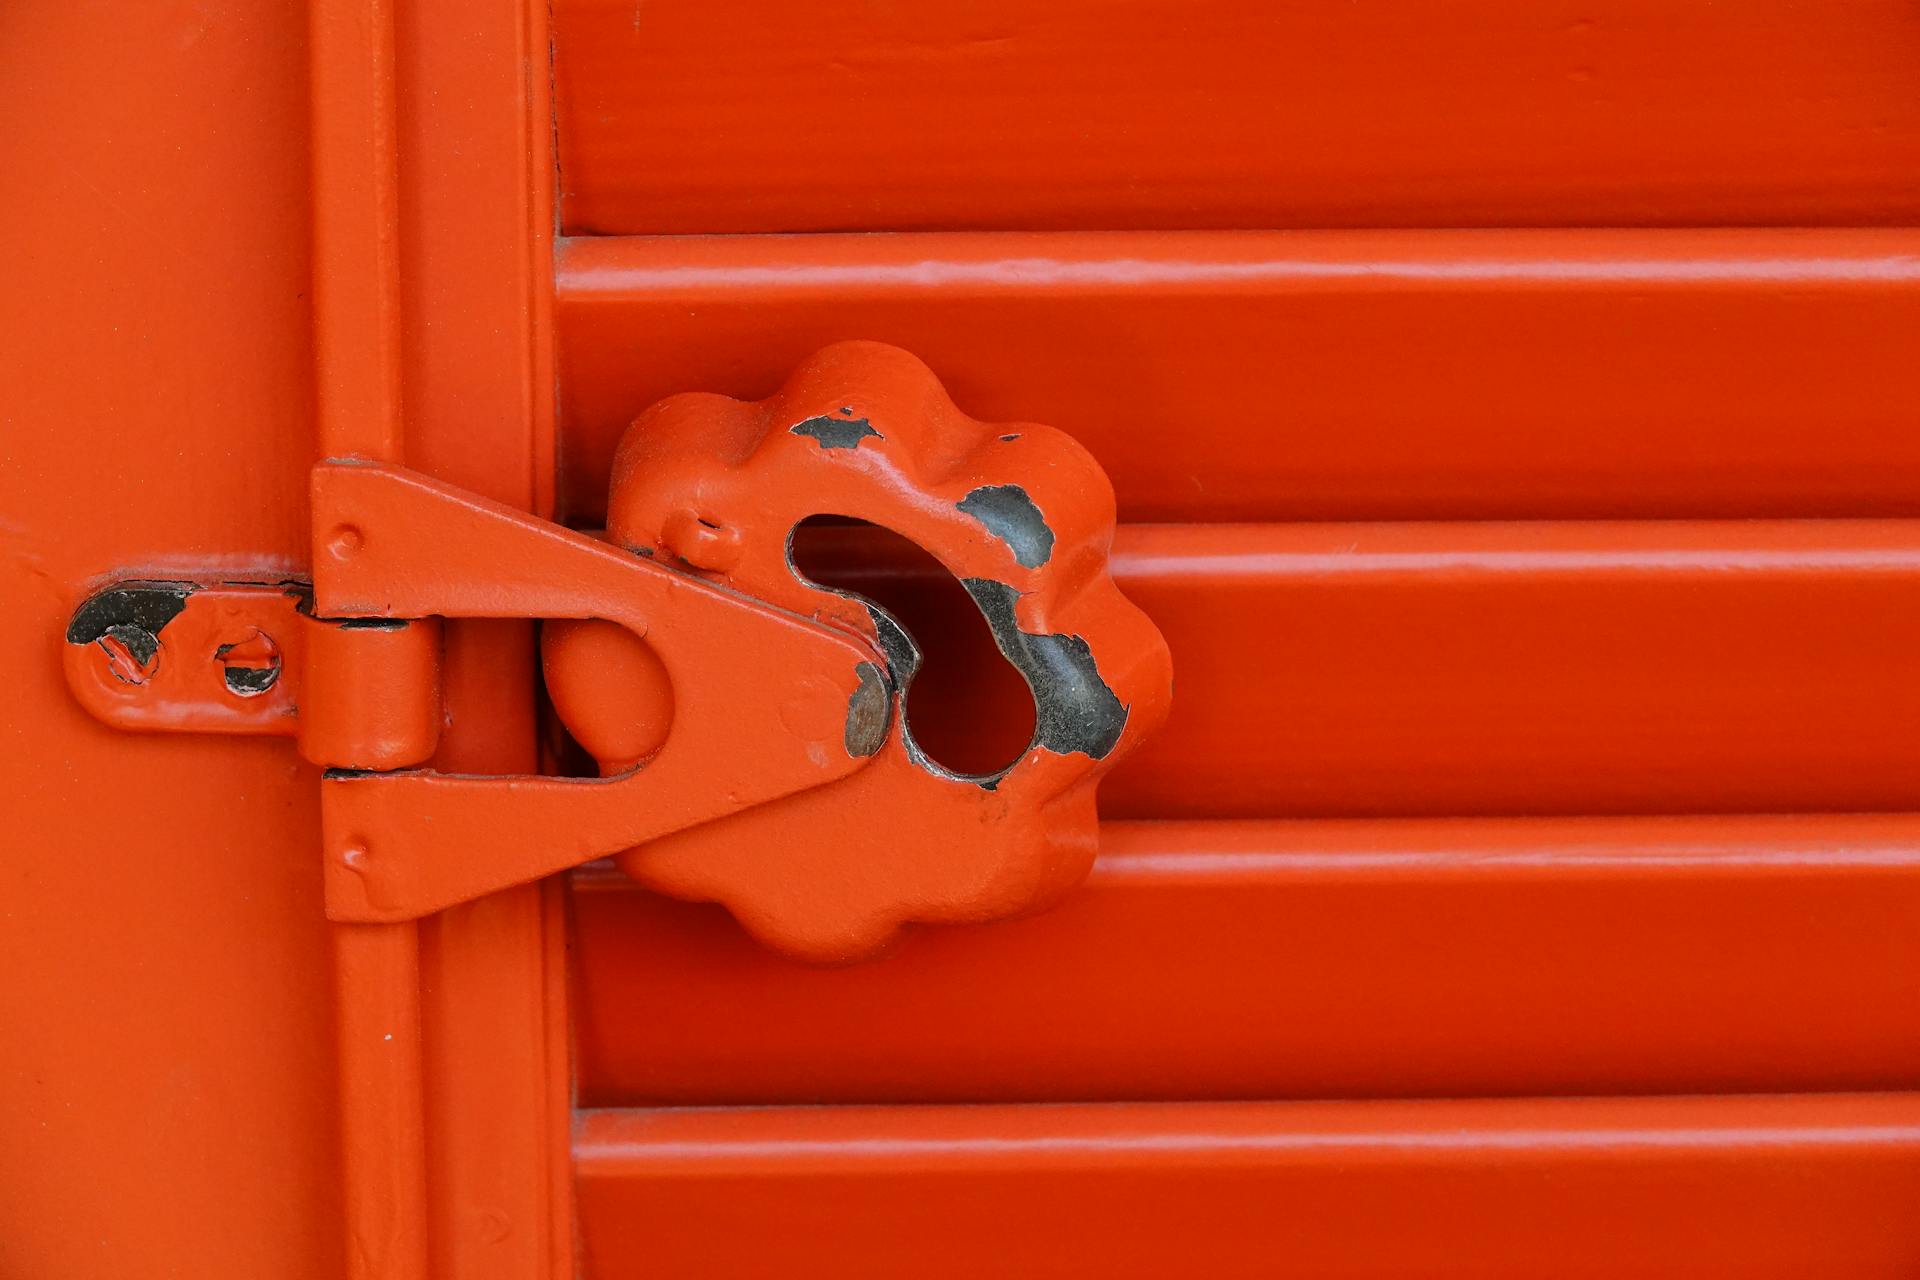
[{"xmin": 545, "ymin": 342, "xmax": 1172, "ymax": 961}]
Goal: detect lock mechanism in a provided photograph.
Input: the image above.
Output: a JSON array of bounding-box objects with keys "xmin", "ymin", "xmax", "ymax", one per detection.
[{"xmin": 64, "ymin": 341, "xmax": 1172, "ymax": 960}]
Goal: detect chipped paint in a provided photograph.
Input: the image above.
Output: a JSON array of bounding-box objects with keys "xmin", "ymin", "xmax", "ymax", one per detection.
[
  {"xmin": 962, "ymin": 577, "xmax": 1128, "ymax": 760},
  {"xmin": 791, "ymin": 414, "xmax": 882, "ymax": 449},
  {"xmin": 66, "ymin": 581, "xmax": 195, "ymax": 680},
  {"xmin": 958, "ymin": 484, "xmax": 1054, "ymax": 568},
  {"xmin": 844, "ymin": 661, "xmax": 890, "ymax": 757},
  {"xmin": 65, "ymin": 581, "xmax": 194, "ymax": 647}
]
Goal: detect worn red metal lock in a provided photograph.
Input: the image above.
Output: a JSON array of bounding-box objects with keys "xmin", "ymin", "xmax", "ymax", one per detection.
[
  {"xmin": 547, "ymin": 341, "xmax": 1171, "ymax": 959},
  {"xmin": 64, "ymin": 342, "xmax": 1168, "ymax": 963}
]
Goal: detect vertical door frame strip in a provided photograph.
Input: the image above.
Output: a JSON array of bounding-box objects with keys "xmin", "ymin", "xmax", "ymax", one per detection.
[
  {"xmin": 309, "ymin": 0, "xmax": 426, "ymax": 1276},
  {"xmin": 308, "ymin": 0, "xmax": 568, "ymax": 1276}
]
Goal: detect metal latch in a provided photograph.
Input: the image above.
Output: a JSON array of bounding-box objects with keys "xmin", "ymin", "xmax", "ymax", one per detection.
[{"xmin": 64, "ymin": 342, "xmax": 1172, "ymax": 960}]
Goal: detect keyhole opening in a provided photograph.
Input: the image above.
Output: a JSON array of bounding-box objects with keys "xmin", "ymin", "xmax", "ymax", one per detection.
[{"xmin": 789, "ymin": 516, "xmax": 1037, "ymax": 778}]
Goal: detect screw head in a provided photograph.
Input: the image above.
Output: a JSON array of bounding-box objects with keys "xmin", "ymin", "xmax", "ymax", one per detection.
[{"xmin": 97, "ymin": 624, "xmax": 161, "ymax": 684}]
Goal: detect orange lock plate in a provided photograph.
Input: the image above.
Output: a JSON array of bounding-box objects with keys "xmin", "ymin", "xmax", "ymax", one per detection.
[{"xmin": 545, "ymin": 340, "xmax": 1173, "ymax": 959}]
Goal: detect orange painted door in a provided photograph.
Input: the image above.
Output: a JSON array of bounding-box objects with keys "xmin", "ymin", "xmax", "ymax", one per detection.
[
  {"xmin": 4, "ymin": 2, "xmax": 1920, "ymax": 1278},
  {"xmin": 552, "ymin": 3, "xmax": 1920, "ymax": 1275}
]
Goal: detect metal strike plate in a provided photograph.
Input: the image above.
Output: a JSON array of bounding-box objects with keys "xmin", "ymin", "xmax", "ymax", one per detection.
[{"xmin": 65, "ymin": 581, "xmax": 308, "ymax": 736}]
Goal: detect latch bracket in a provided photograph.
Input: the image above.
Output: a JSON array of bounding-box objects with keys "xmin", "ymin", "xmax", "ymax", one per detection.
[{"xmin": 306, "ymin": 461, "xmax": 883, "ymax": 921}]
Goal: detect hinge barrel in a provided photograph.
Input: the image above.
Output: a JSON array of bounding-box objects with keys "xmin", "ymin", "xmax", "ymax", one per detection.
[{"xmin": 299, "ymin": 616, "xmax": 442, "ymax": 771}]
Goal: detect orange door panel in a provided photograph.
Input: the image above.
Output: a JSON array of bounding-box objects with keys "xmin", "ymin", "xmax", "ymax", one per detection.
[
  {"xmin": 553, "ymin": 2, "xmax": 1920, "ymax": 1270},
  {"xmin": 6, "ymin": 1, "xmax": 1920, "ymax": 1276},
  {"xmin": 556, "ymin": 229, "xmax": 1920, "ymax": 524},
  {"xmin": 552, "ymin": 0, "xmax": 1920, "ymax": 234},
  {"xmin": 575, "ymin": 815, "xmax": 1920, "ymax": 1107},
  {"xmin": 576, "ymin": 1095, "xmax": 1920, "ymax": 1280},
  {"xmin": 0, "ymin": 6, "xmax": 340, "ymax": 1276}
]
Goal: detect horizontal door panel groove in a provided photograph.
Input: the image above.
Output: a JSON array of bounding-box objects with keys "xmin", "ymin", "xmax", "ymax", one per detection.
[
  {"xmin": 556, "ymin": 229, "xmax": 1920, "ymax": 524},
  {"xmin": 552, "ymin": 0, "xmax": 1920, "ymax": 234},
  {"xmin": 574, "ymin": 815, "xmax": 1920, "ymax": 1107},
  {"xmin": 575, "ymin": 1093, "xmax": 1920, "ymax": 1279},
  {"xmin": 774, "ymin": 519, "xmax": 1920, "ymax": 820}
]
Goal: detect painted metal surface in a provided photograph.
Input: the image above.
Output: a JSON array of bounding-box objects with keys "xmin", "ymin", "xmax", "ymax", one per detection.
[
  {"xmin": 553, "ymin": 518, "xmax": 1920, "ymax": 820},
  {"xmin": 62, "ymin": 582, "xmax": 308, "ymax": 736},
  {"xmin": 1103, "ymin": 520, "xmax": 1920, "ymax": 817},
  {"xmin": 300, "ymin": 613, "xmax": 444, "ymax": 771},
  {"xmin": 575, "ymin": 1094, "xmax": 1920, "ymax": 1279},
  {"xmin": 56, "ymin": 347, "xmax": 1166, "ymax": 955},
  {"xmin": 307, "ymin": 461, "xmax": 875, "ymax": 926},
  {"xmin": 0, "ymin": 5, "xmax": 340, "ymax": 1276},
  {"xmin": 546, "ymin": 6, "xmax": 1920, "ymax": 1265},
  {"xmin": 60, "ymin": 578, "xmax": 449, "ymax": 772},
  {"xmin": 9, "ymin": 0, "xmax": 1920, "ymax": 1273},
  {"xmin": 575, "ymin": 815, "xmax": 1920, "ymax": 1106},
  {"xmin": 553, "ymin": 0, "xmax": 1920, "ymax": 234},
  {"xmin": 550, "ymin": 341, "xmax": 1171, "ymax": 959},
  {"xmin": 307, "ymin": 0, "xmax": 570, "ymax": 1272},
  {"xmin": 555, "ymin": 229, "xmax": 1920, "ymax": 524}
]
